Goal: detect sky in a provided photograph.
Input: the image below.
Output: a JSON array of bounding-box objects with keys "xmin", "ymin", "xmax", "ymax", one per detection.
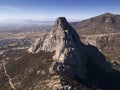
[{"xmin": 0, "ymin": 0, "xmax": 120, "ymax": 21}]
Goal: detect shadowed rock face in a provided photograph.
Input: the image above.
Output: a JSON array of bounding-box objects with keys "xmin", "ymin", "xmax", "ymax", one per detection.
[{"xmin": 27, "ymin": 17, "xmax": 119, "ymax": 90}]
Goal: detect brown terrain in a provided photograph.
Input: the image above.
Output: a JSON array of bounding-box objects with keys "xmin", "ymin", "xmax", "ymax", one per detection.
[{"xmin": 0, "ymin": 13, "xmax": 120, "ymax": 90}]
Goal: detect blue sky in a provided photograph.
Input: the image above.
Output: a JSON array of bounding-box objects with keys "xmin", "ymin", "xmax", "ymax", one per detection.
[{"xmin": 0, "ymin": 0, "xmax": 120, "ymax": 21}]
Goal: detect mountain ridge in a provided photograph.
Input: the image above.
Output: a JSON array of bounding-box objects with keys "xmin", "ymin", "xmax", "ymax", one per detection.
[{"xmin": 72, "ymin": 13, "xmax": 120, "ymax": 34}]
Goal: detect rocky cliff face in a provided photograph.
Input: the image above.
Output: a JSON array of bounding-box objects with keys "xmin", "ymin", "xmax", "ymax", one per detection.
[
  {"xmin": 28, "ymin": 17, "xmax": 117, "ymax": 89},
  {"xmin": 28, "ymin": 17, "xmax": 87, "ymax": 79}
]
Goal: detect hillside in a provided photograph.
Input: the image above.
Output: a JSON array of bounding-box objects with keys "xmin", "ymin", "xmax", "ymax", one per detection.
[{"xmin": 72, "ymin": 13, "xmax": 120, "ymax": 35}]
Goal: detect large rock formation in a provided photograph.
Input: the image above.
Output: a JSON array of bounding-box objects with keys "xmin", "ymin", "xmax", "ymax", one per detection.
[
  {"xmin": 28, "ymin": 17, "xmax": 87, "ymax": 79},
  {"xmin": 28, "ymin": 17, "xmax": 115, "ymax": 89}
]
